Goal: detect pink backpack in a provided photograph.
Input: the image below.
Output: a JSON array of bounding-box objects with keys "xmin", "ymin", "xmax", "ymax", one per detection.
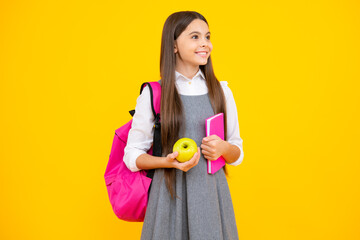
[{"xmin": 104, "ymin": 82, "xmax": 161, "ymax": 222}]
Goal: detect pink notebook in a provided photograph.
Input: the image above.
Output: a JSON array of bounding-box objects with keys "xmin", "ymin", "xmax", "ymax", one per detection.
[{"xmin": 205, "ymin": 113, "xmax": 226, "ymax": 174}]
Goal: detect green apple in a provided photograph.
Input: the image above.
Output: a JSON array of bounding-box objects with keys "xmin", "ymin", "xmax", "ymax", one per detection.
[{"xmin": 173, "ymin": 138, "xmax": 198, "ymax": 163}]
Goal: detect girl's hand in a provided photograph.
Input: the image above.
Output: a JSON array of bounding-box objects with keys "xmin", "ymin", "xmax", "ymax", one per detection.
[
  {"xmin": 201, "ymin": 135, "xmax": 227, "ymax": 161},
  {"xmin": 166, "ymin": 147, "xmax": 200, "ymax": 172}
]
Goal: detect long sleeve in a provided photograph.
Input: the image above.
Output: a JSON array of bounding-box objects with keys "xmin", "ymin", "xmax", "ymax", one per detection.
[
  {"xmin": 220, "ymin": 81, "xmax": 244, "ymax": 166},
  {"xmin": 123, "ymin": 85, "xmax": 155, "ymax": 172}
]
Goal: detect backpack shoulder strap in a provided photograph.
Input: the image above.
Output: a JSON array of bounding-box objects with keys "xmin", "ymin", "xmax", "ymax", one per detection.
[
  {"xmin": 140, "ymin": 81, "xmax": 161, "ymax": 117},
  {"xmin": 141, "ymin": 81, "xmax": 162, "ymax": 160}
]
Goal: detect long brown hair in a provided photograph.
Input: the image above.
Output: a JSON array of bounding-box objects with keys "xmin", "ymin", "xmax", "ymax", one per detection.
[{"xmin": 160, "ymin": 11, "xmax": 228, "ymax": 199}]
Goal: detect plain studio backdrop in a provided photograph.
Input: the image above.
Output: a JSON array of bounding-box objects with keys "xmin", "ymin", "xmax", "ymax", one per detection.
[{"xmin": 0, "ymin": 0, "xmax": 359, "ymax": 239}]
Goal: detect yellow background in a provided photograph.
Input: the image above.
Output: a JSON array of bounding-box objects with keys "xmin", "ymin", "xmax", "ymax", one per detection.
[{"xmin": 1, "ymin": 0, "xmax": 359, "ymax": 239}]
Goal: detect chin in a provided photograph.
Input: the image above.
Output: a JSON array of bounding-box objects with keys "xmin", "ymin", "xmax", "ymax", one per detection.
[{"xmin": 195, "ymin": 59, "xmax": 208, "ymax": 65}]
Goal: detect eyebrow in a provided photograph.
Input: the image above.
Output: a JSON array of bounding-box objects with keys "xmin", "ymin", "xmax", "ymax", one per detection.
[{"xmin": 188, "ymin": 31, "xmax": 211, "ymax": 35}]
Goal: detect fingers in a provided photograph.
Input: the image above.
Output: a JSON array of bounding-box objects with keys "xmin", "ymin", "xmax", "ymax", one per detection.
[
  {"xmin": 202, "ymin": 149, "xmax": 219, "ymax": 161},
  {"xmin": 176, "ymin": 147, "xmax": 200, "ymax": 172},
  {"xmin": 201, "ymin": 140, "xmax": 216, "ymax": 150},
  {"xmin": 165, "ymin": 151, "xmax": 179, "ymax": 169},
  {"xmin": 190, "ymin": 147, "xmax": 200, "ymax": 166},
  {"xmin": 201, "ymin": 143, "xmax": 215, "ymax": 159},
  {"xmin": 202, "ymin": 136, "xmax": 225, "ymax": 161},
  {"xmin": 201, "ymin": 142, "xmax": 209, "ymax": 149},
  {"xmin": 202, "ymin": 135, "xmax": 220, "ymax": 143},
  {"xmin": 203, "ymin": 153, "xmax": 217, "ymax": 161},
  {"xmin": 171, "ymin": 151, "xmax": 179, "ymax": 159},
  {"xmin": 190, "ymin": 147, "xmax": 201, "ymax": 164},
  {"xmin": 196, "ymin": 147, "xmax": 201, "ymax": 163},
  {"xmin": 201, "ymin": 145, "xmax": 220, "ymax": 161},
  {"xmin": 166, "ymin": 151, "xmax": 178, "ymax": 160},
  {"xmin": 200, "ymin": 143, "xmax": 213, "ymax": 153}
]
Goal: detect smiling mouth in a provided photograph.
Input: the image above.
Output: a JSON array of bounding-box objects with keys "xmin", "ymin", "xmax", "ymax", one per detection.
[{"xmin": 196, "ymin": 52, "xmax": 208, "ymax": 57}]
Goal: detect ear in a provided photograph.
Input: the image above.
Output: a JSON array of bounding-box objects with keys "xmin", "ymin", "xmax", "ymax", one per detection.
[{"xmin": 174, "ymin": 42, "xmax": 177, "ymax": 53}]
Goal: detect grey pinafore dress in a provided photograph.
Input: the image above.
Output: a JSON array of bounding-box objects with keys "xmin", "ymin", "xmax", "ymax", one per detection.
[{"xmin": 141, "ymin": 93, "xmax": 239, "ymax": 240}]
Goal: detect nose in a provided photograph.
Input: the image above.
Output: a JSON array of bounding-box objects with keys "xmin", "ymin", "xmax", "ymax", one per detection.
[{"xmin": 200, "ymin": 37, "xmax": 207, "ymax": 47}]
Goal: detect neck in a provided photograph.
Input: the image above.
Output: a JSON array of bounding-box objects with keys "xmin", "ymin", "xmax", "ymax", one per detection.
[{"xmin": 175, "ymin": 64, "xmax": 200, "ymax": 80}]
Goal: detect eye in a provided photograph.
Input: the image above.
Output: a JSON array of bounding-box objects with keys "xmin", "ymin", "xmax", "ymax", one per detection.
[{"xmin": 191, "ymin": 35, "xmax": 211, "ymax": 40}]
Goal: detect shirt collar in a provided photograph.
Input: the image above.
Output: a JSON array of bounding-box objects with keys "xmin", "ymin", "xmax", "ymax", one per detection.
[{"xmin": 175, "ymin": 68, "xmax": 205, "ymax": 82}]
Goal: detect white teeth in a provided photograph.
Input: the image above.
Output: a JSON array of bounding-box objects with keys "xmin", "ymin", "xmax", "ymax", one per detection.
[{"xmin": 197, "ymin": 52, "xmax": 207, "ymax": 55}]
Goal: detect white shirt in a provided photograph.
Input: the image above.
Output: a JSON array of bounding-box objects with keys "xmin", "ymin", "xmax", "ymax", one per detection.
[{"xmin": 124, "ymin": 69, "xmax": 244, "ymax": 172}]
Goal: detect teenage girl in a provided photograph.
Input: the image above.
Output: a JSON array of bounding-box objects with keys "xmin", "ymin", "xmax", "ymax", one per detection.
[{"xmin": 124, "ymin": 11, "xmax": 244, "ymax": 240}]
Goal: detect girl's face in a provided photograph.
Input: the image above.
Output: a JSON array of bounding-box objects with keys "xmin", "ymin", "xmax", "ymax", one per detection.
[{"xmin": 174, "ymin": 19, "xmax": 213, "ymax": 71}]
